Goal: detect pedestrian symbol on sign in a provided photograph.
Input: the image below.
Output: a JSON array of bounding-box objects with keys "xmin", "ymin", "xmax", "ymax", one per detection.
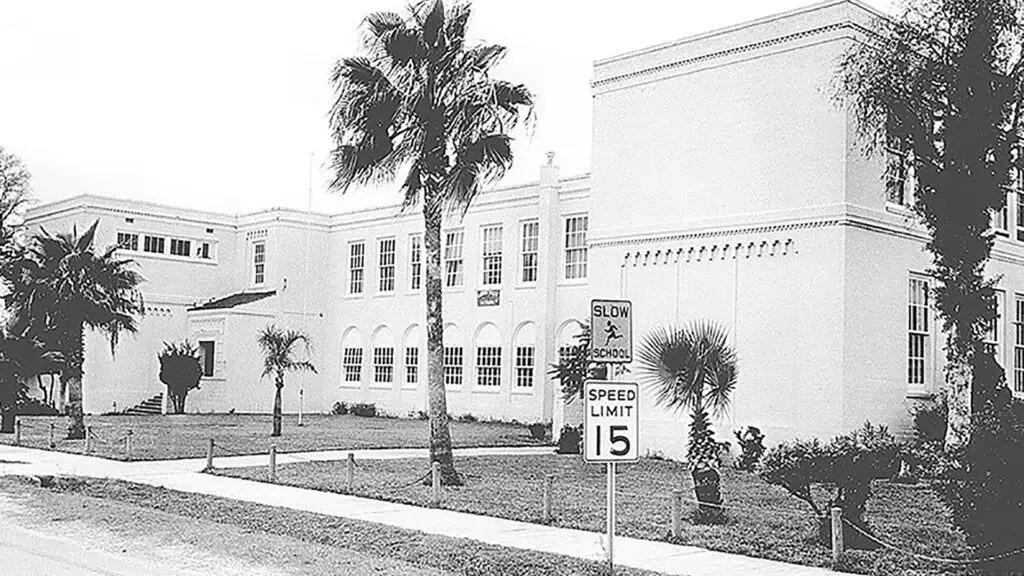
[{"xmin": 603, "ymin": 320, "xmax": 622, "ymax": 346}]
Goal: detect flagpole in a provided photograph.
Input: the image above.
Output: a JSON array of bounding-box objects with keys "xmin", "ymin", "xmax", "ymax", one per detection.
[{"xmin": 299, "ymin": 151, "xmax": 313, "ymax": 427}]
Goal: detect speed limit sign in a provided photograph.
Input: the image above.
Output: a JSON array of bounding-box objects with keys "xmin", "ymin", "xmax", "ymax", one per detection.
[{"xmin": 583, "ymin": 380, "xmax": 639, "ymax": 463}]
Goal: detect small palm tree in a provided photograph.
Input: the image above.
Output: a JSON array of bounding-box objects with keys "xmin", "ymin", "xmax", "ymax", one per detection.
[
  {"xmin": 2, "ymin": 221, "xmax": 144, "ymax": 439},
  {"xmin": 257, "ymin": 325, "xmax": 316, "ymax": 437},
  {"xmin": 636, "ymin": 321, "xmax": 737, "ymax": 516}
]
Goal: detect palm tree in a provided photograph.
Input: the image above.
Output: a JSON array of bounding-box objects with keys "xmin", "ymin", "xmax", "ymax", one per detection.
[
  {"xmin": 2, "ymin": 221, "xmax": 144, "ymax": 439},
  {"xmin": 0, "ymin": 330, "xmax": 63, "ymax": 433},
  {"xmin": 636, "ymin": 321, "xmax": 738, "ymax": 515},
  {"xmin": 158, "ymin": 341, "xmax": 203, "ymax": 415},
  {"xmin": 257, "ymin": 325, "xmax": 316, "ymax": 437},
  {"xmin": 327, "ymin": 0, "xmax": 533, "ymax": 484}
]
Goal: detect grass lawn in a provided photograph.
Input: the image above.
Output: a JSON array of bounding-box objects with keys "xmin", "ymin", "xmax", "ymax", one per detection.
[
  {"xmin": 2, "ymin": 474, "xmax": 663, "ymax": 576},
  {"xmin": 215, "ymin": 454, "xmax": 1014, "ymax": 576},
  {"xmin": 0, "ymin": 413, "xmax": 545, "ymax": 461}
]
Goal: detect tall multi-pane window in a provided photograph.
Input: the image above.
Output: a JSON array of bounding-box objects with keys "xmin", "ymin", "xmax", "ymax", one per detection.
[
  {"xmin": 343, "ymin": 348, "xmax": 363, "ymax": 383},
  {"xmin": 349, "ymin": 242, "xmax": 365, "ymax": 294},
  {"xmin": 373, "ymin": 347, "xmax": 394, "ymax": 384},
  {"xmin": 476, "ymin": 346, "xmax": 502, "ymax": 387},
  {"xmin": 481, "ymin": 225, "xmax": 502, "ymax": 285},
  {"xmin": 409, "ymin": 234, "xmax": 422, "ymax": 290},
  {"xmin": 521, "ymin": 221, "xmax": 539, "ymax": 283},
  {"xmin": 515, "ymin": 346, "xmax": 535, "ymax": 388},
  {"xmin": 253, "ymin": 242, "xmax": 266, "ymax": 285},
  {"xmin": 994, "ymin": 194, "xmax": 1010, "ymax": 233},
  {"xmin": 405, "ymin": 347, "xmax": 419, "ymax": 385},
  {"xmin": 143, "ymin": 235, "xmax": 165, "ymax": 254},
  {"xmin": 378, "ymin": 238, "xmax": 396, "ymax": 293},
  {"xmin": 170, "ymin": 238, "xmax": 191, "ymax": 257},
  {"xmin": 887, "ymin": 149, "xmax": 915, "ymax": 206},
  {"xmin": 444, "ymin": 230, "xmax": 464, "ymax": 288},
  {"xmin": 564, "ymin": 215, "xmax": 588, "ymax": 280},
  {"xmin": 443, "ymin": 346, "xmax": 463, "ymax": 386},
  {"xmin": 117, "ymin": 232, "xmax": 138, "ymax": 251},
  {"xmin": 1015, "ymin": 295, "xmax": 1024, "ymax": 395},
  {"xmin": 985, "ymin": 290, "xmax": 1005, "ymax": 367},
  {"xmin": 908, "ymin": 277, "xmax": 930, "ymax": 388},
  {"xmin": 198, "ymin": 242, "xmax": 211, "ymax": 260},
  {"xmin": 1017, "ymin": 191, "xmax": 1024, "ymax": 241}
]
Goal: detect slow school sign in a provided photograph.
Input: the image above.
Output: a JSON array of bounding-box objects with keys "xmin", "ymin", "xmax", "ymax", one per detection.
[
  {"xmin": 590, "ymin": 299, "xmax": 632, "ymax": 363},
  {"xmin": 583, "ymin": 380, "xmax": 640, "ymax": 463}
]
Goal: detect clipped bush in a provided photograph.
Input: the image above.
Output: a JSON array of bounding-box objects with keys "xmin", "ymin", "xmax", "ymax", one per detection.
[
  {"xmin": 17, "ymin": 397, "xmax": 60, "ymax": 416},
  {"xmin": 912, "ymin": 393, "xmax": 947, "ymax": 443},
  {"xmin": 158, "ymin": 341, "xmax": 203, "ymax": 415},
  {"xmin": 456, "ymin": 413, "xmax": 478, "ymax": 423},
  {"xmin": 759, "ymin": 422, "xmax": 900, "ymax": 548},
  {"xmin": 331, "ymin": 401, "xmax": 349, "ymax": 416},
  {"xmin": 555, "ymin": 424, "xmax": 582, "ymax": 454},
  {"xmin": 349, "ymin": 402, "xmax": 377, "ymax": 418},
  {"xmin": 527, "ymin": 422, "xmax": 550, "ymax": 442},
  {"xmin": 732, "ymin": 426, "xmax": 766, "ymax": 472}
]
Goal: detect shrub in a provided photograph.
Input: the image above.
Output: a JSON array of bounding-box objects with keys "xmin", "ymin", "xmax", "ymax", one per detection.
[
  {"xmin": 911, "ymin": 394, "xmax": 947, "ymax": 443},
  {"xmin": 349, "ymin": 403, "xmax": 377, "ymax": 418},
  {"xmin": 158, "ymin": 341, "xmax": 203, "ymax": 415},
  {"xmin": 527, "ymin": 422, "xmax": 550, "ymax": 441},
  {"xmin": 17, "ymin": 397, "xmax": 59, "ymax": 416},
  {"xmin": 732, "ymin": 426, "xmax": 766, "ymax": 472},
  {"xmin": 555, "ymin": 424, "xmax": 582, "ymax": 454},
  {"xmin": 331, "ymin": 401, "xmax": 349, "ymax": 416},
  {"xmin": 456, "ymin": 413, "xmax": 478, "ymax": 423},
  {"xmin": 759, "ymin": 422, "xmax": 901, "ymax": 548}
]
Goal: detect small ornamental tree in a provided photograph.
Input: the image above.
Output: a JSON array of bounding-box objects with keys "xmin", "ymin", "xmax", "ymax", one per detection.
[
  {"xmin": 759, "ymin": 422, "xmax": 901, "ymax": 548},
  {"xmin": 158, "ymin": 341, "xmax": 203, "ymax": 415},
  {"xmin": 257, "ymin": 325, "xmax": 316, "ymax": 437}
]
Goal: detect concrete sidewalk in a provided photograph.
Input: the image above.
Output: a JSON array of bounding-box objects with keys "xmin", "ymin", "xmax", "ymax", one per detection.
[{"xmin": 0, "ymin": 444, "xmax": 837, "ymax": 576}]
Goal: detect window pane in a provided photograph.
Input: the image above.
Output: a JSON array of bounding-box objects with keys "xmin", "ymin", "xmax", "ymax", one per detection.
[
  {"xmin": 349, "ymin": 242, "xmax": 365, "ymax": 294},
  {"xmin": 379, "ymin": 238, "xmax": 396, "ymax": 292},
  {"xmin": 482, "ymin": 226, "xmax": 502, "ymax": 285},
  {"xmin": 444, "ymin": 230, "xmax": 464, "ymax": 288},
  {"xmin": 564, "ymin": 216, "xmax": 588, "ymax": 280},
  {"xmin": 521, "ymin": 221, "xmax": 538, "ymax": 283}
]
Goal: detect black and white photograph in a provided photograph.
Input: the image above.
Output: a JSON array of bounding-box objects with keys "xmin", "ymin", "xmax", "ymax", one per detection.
[{"xmin": 1, "ymin": 0, "xmax": 1023, "ymax": 574}]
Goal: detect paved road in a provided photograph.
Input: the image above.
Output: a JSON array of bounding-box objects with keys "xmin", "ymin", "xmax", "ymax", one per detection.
[{"xmin": 2, "ymin": 523, "xmax": 199, "ymax": 576}]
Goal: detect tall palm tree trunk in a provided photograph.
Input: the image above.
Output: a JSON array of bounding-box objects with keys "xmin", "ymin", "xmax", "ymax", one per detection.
[
  {"xmin": 423, "ymin": 209, "xmax": 460, "ymax": 485},
  {"xmin": 272, "ymin": 372, "xmax": 283, "ymax": 437},
  {"xmin": 1, "ymin": 404, "xmax": 15, "ymax": 433},
  {"xmin": 65, "ymin": 323, "xmax": 86, "ymax": 440}
]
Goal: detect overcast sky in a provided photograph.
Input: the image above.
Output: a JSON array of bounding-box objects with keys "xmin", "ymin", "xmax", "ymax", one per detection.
[{"xmin": 0, "ymin": 0, "xmax": 890, "ymax": 215}]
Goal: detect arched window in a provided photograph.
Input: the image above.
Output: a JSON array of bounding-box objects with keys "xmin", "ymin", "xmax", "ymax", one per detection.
[
  {"xmin": 514, "ymin": 322, "xmax": 537, "ymax": 389},
  {"xmin": 402, "ymin": 325, "xmax": 422, "ymax": 389},
  {"xmin": 371, "ymin": 326, "xmax": 395, "ymax": 387},
  {"xmin": 341, "ymin": 328, "xmax": 364, "ymax": 386},
  {"xmin": 443, "ymin": 325, "xmax": 464, "ymax": 388},
  {"xmin": 556, "ymin": 320, "xmax": 583, "ymax": 365},
  {"xmin": 475, "ymin": 323, "xmax": 502, "ymax": 388}
]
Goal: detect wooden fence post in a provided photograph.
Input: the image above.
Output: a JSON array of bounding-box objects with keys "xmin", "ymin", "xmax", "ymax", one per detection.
[
  {"xmin": 831, "ymin": 507, "xmax": 844, "ymax": 564},
  {"xmin": 430, "ymin": 461, "xmax": 441, "ymax": 507},
  {"xmin": 347, "ymin": 453, "xmax": 355, "ymax": 493},
  {"xmin": 269, "ymin": 444, "xmax": 277, "ymax": 483},
  {"xmin": 48, "ymin": 422, "xmax": 55, "ymax": 449},
  {"xmin": 14, "ymin": 420, "xmax": 21, "ymax": 446},
  {"xmin": 206, "ymin": 438, "xmax": 215, "ymax": 471},
  {"xmin": 85, "ymin": 426, "xmax": 93, "ymax": 453},
  {"xmin": 671, "ymin": 489, "xmax": 684, "ymax": 538},
  {"xmin": 125, "ymin": 429, "xmax": 133, "ymax": 461},
  {"xmin": 542, "ymin": 474, "xmax": 554, "ymax": 523}
]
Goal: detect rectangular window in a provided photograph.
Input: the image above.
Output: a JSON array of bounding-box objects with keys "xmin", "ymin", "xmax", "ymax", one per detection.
[
  {"xmin": 443, "ymin": 346, "xmax": 463, "ymax": 386},
  {"xmin": 170, "ymin": 238, "xmax": 191, "ymax": 257},
  {"xmin": 143, "ymin": 235, "xmax": 165, "ymax": 254},
  {"xmin": 476, "ymin": 346, "xmax": 502, "ymax": 387},
  {"xmin": 117, "ymin": 232, "xmax": 138, "ymax": 251},
  {"xmin": 198, "ymin": 242, "xmax": 211, "ymax": 260},
  {"xmin": 378, "ymin": 238, "xmax": 396, "ymax": 293},
  {"xmin": 515, "ymin": 346, "xmax": 535, "ymax": 388},
  {"xmin": 198, "ymin": 340, "xmax": 215, "ymax": 378},
  {"xmin": 444, "ymin": 230, "xmax": 464, "ymax": 288},
  {"xmin": 985, "ymin": 290, "xmax": 1005, "ymax": 367},
  {"xmin": 253, "ymin": 242, "xmax": 266, "ymax": 285},
  {"xmin": 1015, "ymin": 295, "xmax": 1024, "ymax": 395},
  {"xmin": 410, "ymin": 234, "xmax": 422, "ymax": 290},
  {"xmin": 908, "ymin": 277, "xmax": 930, "ymax": 388},
  {"xmin": 349, "ymin": 241, "xmax": 365, "ymax": 295},
  {"xmin": 564, "ymin": 215, "xmax": 588, "ymax": 280},
  {"xmin": 343, "ymin": 348, "xmax": 363, "ymax": 383},
  {"xmin": 405, "ymin": 347, "xmax": 419, "ymax": 386},
  {"xmin": 373, "ymin": 347, "xmax": 394, "ymax": 384},
  {"xmin": 887, "ymin": 149, "xmax": 914, "ymax": 206},
  {"xmin": 1017, "ymin": 191, "xmax": 1024, "ymax": 242},
  {"xmin": 481, "ymin": 225, "xmax": 503, "ymax": 286},
  {"xmin": 994, "ymin": 194, "xmax": 1009, "ymax": 234},
  {"xmin": 521, "ymin": 221, "xmax": 539, "ymax": 283}
]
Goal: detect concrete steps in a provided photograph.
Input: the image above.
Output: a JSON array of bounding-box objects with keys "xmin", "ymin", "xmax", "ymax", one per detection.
[{"xmin": 123, "ymin": 394, "xmax": 163, "ymax": 415}]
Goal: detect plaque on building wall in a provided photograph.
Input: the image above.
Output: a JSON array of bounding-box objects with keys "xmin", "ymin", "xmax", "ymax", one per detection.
[{"xmin": 477, "ymin": 289, "xmax": 500, "ymax": 307}]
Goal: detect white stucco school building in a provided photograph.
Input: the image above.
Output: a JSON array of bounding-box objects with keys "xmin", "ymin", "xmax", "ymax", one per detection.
[{"xmin": 24, "ymin": 0, "xmax": 1024, "ymax": 458}]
